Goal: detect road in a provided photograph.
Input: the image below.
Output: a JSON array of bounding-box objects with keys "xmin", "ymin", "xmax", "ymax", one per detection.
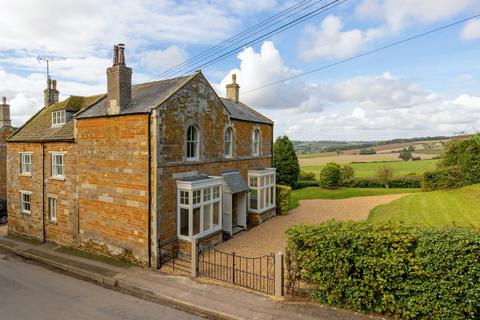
[{"xmin": 0, "ymin": 249, "xmax": 202, "ymax": 320}]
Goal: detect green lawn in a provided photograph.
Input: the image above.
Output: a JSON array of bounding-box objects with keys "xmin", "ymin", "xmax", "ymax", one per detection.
[
  {"xmin": 290, "ymin": 187, "xmax": 420, "ymax": 210},
  {"xmin": 369, "ymin": 185, "xmax": 480, "ymax": 227},
  {"xmin": 302, "ymin": 159, "xmax": 438, "ymax": 179}
]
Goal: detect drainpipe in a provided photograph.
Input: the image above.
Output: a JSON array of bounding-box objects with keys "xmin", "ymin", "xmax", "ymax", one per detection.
[
  {"xmin": 147, "ymin": 113, "xmax": 152, "ymax": 268},
  {"xmin": 42, "ymin": 143, "xmax": 46, "ymax": 242}
]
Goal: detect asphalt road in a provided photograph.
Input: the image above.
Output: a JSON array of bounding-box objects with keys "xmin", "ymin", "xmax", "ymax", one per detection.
[{"xmin": 0, "ymin": 250, "xmax": 202, "ymax": 320}]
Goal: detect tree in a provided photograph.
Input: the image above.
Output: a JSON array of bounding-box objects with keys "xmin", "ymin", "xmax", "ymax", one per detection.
[
  {"xmin": 407, "ymin": 145, "xmax": 416, "ymax": 152},
  {"xmin": 376, "ymin": 166, "xmax": 395, "ymax": 188},
  {"xmin": 273, "ymin": 135, "xmax": 300, "ymax": 187},
  {"xmin": 320, "ymin": 162, "xmax": 342, "ymax": 189},
  {"xmin": 341, "ymin": 164, "xmax": 355, "ymax": 181},
  {"xmin": 399, "ymin": 149, "xmax": 413, "ymax": 161},
  {"xmin": 438, "ymin": 135, "xmax": 480, "ymax": 185}
]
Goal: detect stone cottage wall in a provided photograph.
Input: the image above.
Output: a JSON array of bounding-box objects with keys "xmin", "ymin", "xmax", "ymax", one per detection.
[
  {"xmin": 0, "ymin": 127, "xmax": 15, "ymax": 200},
  {"xmin": 7, "ymin": 141, "xmax": 78, "ymax": 245},
  {"xmin": 76, "ymin": 114, "xmax": 150, "ymax": 265}
]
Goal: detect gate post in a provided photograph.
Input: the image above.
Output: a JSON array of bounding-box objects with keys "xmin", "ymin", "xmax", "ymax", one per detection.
[
  {"xmin": 275, "ymin": 252, "xmax": 284, "ymax": 298},
  {"xmin": 191, "ymin": 237, "xmax": 198, "ymax": 278}
]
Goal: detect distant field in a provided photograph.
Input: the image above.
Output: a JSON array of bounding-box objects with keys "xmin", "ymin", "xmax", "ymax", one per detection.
[
  {"xmin": 369, "ymin": 185, "xmax": 480, "ymax": 227},
  {"xmin": 299, "ymin": 153, "xmax": 438, "ymax": 166},
  {"xmin": 302, "ymin": 159, "xmax": 438, "ymax": 178},
  {"xmin": 298, "ymin": 152, "xmax": 336, "ymax": 159}
]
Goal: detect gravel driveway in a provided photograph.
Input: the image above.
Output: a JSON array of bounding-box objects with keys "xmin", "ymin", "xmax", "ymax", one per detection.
[{"xmin": 216, "ymin": 194, "xmax": 407, "ymax": 257}]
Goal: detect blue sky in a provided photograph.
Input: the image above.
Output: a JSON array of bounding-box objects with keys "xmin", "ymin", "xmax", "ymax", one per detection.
[{"xmin": 1, "ymin": 0, "xmax": 480, "ymax": 140}]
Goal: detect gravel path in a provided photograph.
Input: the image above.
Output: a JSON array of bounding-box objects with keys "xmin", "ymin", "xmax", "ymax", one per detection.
[{"xmin": 217, "ymin": 194, "xmax": 407, "ymax": 257}]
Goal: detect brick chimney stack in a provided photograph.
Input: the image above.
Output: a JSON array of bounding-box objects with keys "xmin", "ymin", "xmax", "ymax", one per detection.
[
  {"xmin": 226, "ymin": 73, "xmax": 240, "ymax": 103},
  {"xmin": 44, "ymin": 78, "xmax": 59, "ymax": 107},
  {"xmin": 107, "ymin": 43, "xmax": 132, "ymax": 115},
  {"xmin": 0, "ymin": 96, "xmax": 12, "ymax": 128}
]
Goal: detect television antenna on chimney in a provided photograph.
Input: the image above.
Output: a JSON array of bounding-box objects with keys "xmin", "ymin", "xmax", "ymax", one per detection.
[{"xmin": 37, "ymin": 55, "xmax": 65, "ymax": 82}]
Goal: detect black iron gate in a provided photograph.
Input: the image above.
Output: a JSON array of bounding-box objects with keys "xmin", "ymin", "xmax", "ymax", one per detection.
[
  {"xmin": 159, "ymin": 238, "xmax": 191, "ymax": 274},
  {"xmin": 197, "ymin": 244, "xmax": 275, "ymax": 296}
]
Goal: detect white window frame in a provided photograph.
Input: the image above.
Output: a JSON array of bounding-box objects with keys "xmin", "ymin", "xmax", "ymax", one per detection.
[
  {"xmin": 177, "ymin": 176, "xmax": 223, "ymax": 241},
  {"xmin": 248, "ymin": 168, "xmax": 276, "ymax": 213},
  {"xmin": 252, "ymin": 129, "xmax": 260, "ymax": 156},
  {"xmin": 20, "ymin": 152, "xmax": 32, "ymax": 175},
  {"xmin": 20, "ymin": 191, "xmax": 32, "ymax": 214},
  {"xmin": 224, "ymin": 127, "xmax": 234, "ymax": 158},
  {"xmin": 186, "ymin": 125, "xmax": 199, "ymax": 161},
  {"xmin": 48, "ymin": 197, "xmax": 57, "ymax": 222},
  {"xmin": 51, "ymin": 110, "xmax": 66, "ymax": 127},
  {"xmin": 51, "ymin": 152, "xmax": 65, "ymax": 179}
]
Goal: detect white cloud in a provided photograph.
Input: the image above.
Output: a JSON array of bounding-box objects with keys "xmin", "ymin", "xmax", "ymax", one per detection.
[
  {"xmin": 140, "ymin": 46, "xmax": 188, "ymax": 72},
  {"xmin": 299, "ymin": 15, "xmax": 384, "ymax": 60},
  {"xmin": 461, "ymin": 19, "xmax": 480, "ymax": 40},
  {"xmin": 217, "ymin": 41, "xmax": 308, "ymax": 110}
]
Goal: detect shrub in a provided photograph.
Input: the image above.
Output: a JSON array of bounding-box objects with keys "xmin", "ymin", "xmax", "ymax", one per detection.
[
  {"xmin": 286, "ymin": 221, "xmax": 480, "ymax": 319},
  {"xmin": 399, "ymin": 150, "xmax": 413, "ymax": 161},
  {"xmin": 299, "ymin": 170, "xmax": 316, "ymax": 181},
  {"xmin": 320, "ymin": 162, "xmax": 342, "ymax": 189},
  {"xmin": 295, "ymin": 180, "xmax": 320, "ymax": 189},
  {"xmin": 422, "ymin": 166, "xmax": 464, "ymax": 191},
  {"xmin": 440, "ymin": 136, "xmax": 480, "ymax": 185},
  {"xmin": 376, "ymin": 166, "xmax": 395, "ymax": 188},
  {"xmin": 359, "ymin": 148, "xmax": 376, "ymax": 155},
  {"xmin": 276, "ymin": 185, "xmax": 292, "ymax": 215},
  {"xmin": 412, "ymin": 156, "xmax": 421, "ymax": 161},
  {"xmin": 340, "ymin": 164, "xmax": 355, "ymax": 181},
  {"xmin": 274, "ymin": 136, "xmax": 300, "ymax": 187}
]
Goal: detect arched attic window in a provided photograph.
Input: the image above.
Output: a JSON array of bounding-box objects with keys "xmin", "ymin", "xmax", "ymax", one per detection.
[
  {"xmin": 186, "ymin": 125, "xmax": 199, "ymax": 160},
  {"xmin": 224, "ymin": 127, "xmax": 234, "ymax": 158}
]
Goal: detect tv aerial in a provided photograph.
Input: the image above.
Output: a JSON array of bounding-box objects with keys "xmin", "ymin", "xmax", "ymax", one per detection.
[{"xmin": 37, "ymin": 55, "xmax": 66, "ymax": 82}]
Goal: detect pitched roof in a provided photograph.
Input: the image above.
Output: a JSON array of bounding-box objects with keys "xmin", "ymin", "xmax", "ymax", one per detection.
[
  {"xmin": 221, "ymin": 98, "xmax": 273, "ymax": 125},
  {"xmin": 8, "ymin": 95, "xmax": 104, "ymax": 142},
  {"xmin": 222, "ymin": 171, "xmax": 249, "ymax": 193},
  {"xmin": 76, "ymin": 74, "xmax": 196, "ymax": 119}
]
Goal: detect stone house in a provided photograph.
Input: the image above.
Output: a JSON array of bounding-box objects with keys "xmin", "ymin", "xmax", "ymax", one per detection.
[
  {"xmin": 7, "ymin": 44, "xmax": 276, "ymax": 267},
  {"xmin": 1, "ymin": 97, "xmax": 15, "ymax": 201}
]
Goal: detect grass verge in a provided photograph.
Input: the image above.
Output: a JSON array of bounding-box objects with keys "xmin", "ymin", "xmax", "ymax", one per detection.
[
  {"xmin": 368, "ymin": 184, "xmax": 480, "ymax": 228},
  {"xmin": 55, "ymin": 246, "xmax": 132, "ymax": 269},
  {"xmin": 289, "ymin": 187, "xmax": 419, "ymax": 210}
]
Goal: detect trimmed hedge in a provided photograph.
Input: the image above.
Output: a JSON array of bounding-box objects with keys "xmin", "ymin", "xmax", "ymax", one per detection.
[
  {"xmin": 276, "ymin": 185, "xmax": 292, "ymax": 215},
  {"xmin": 422, "ymin": 166, "xmax": 464, "ymax": 191},
  {"xmin": 342, "ymin": 176, "xmax": 422, "ymax": 188},
  {"xmin": 286, "ymin": 221, "xmax": 480, "ymax": 319},
  {"xmin": 295, "ymin": 180, "xmax": 320, "ymax": 189}
]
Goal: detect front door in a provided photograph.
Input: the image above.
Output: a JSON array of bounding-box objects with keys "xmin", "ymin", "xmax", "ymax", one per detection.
[{"xmin": 232, "ymin": 194, "xmax": 238, "ymax": 226}]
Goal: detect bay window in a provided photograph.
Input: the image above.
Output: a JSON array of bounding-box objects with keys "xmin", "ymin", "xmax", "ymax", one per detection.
[
  {"xmin": 177, "ymin": 176, "xmax": 223, "ymax": 240},
  {"xmin": 248, "ymin": 168, "xmax": 276, "ymax": 213}
]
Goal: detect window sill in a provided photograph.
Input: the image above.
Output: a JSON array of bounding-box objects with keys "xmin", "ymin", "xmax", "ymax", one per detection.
[
  {"xmin": 248, "ymin": 205, "xmax": 276, "ymax": 214},
  {"xmin": 48, "ymin": 220, "xmax": 57, "ymax": 225},
  {"xmin": 21, "ymin": 211, "xmax": 31, "ymax": 216},
  {"xmin": 19, "ymin": 173, "xmax": 32, "ymax": 177},
  {"xmin": 50, "ymin": 176, "xmax": 65, "ymax": 181},
  {"xmin": 178, "ymin": 226, "xmax": 222, "ymax": 242}
]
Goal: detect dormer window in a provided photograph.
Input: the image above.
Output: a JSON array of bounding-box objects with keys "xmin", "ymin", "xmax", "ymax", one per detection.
[{"xmin": 52, "ymin": 110, "xmax": 66, "ymax": 126}]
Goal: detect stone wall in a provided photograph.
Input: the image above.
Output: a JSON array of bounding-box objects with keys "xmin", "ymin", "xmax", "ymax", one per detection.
[
  {"xmin": 76, "ymin": 114, "xmax": 150, "ymax": 265},
  {"xmin": 155, "ymin": 74, "xmax": 274, "ymax": 244},
  {"xmin": 7, "ymin": 142, "xmax": 78, "ymax": 245},
  {"xmin": 0, "ymin": 127, "xmax": 15, "ymax": 200}
]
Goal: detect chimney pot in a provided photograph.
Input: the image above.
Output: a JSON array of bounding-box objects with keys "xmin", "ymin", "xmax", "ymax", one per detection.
[
  {"xmin": 0, "ymin": 95, "xmax": 11, "ymax": 128},
  {"xmin": 44, "ymin": 79, "xmax": 59, "ymax": 107},
  {"xmin": 107, "ymin": 43, "xmax": 132, "ymax": 115},
  {"xmin": 2, "ymin": 97, "xmax": 6, "ymax": 105},
  {"xmin": 226, "ymin": 73, "xmax": 240, "ymax": 103}
]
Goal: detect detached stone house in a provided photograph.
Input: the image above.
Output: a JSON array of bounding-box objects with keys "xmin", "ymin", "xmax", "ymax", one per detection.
[
  {"xmin": 7, "ymin": 44, "xmax": 276, "ymax": 267},
  {"xmin": 1, "ymin": 97, "xmax": 15, "ymax": 202}
]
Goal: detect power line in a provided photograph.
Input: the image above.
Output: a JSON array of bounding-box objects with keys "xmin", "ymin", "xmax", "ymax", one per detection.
[
  {"xmin": 156, "ymin": 0, "xmax": 330, "ymax": 80},
  {"xmin": 178, "ymin": 0, "xmax": 346, "ymax": 77},
  {"xmin": 153, "ymin": 0, "xmax": 318, "ymax": 80},
  {"xmin": 242, "ymin": 14, "xmax": 480, "ymax": 96}
]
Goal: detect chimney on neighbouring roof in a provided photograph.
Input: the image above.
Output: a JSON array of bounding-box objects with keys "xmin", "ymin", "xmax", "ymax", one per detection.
[
  {"xmin": 226, "ymin": 73, "xmax": 240, "ymax": 103},
  {"xmin": 0, "ymin": 96, "xmax": 12, "ymax": 128},
  {"xmin": 107, "ymin": 43, "xmax": 132, "ymax": 115},
  {"xmin": 44, "ymin": 78, "xmax": 59, "ymax": 107}
]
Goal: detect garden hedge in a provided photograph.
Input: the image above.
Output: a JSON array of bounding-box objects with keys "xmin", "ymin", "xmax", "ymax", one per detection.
[
  {"xmin": 295, "ymin": 180, "xmax": 320, "ymax": 189},
  {"xmin": 286, "ymin": 221, "xmax": 480, "ymax": 319},
  {"xmin": 276, "ymin": 184, "xmax": 292, "ymax": 215},
  {"xmin": 422, "ymin": 166, "xmax": 464, "ymax": 191},
  {"xmin": 342, "ymin": 176, "xmax": 422, "ymax": 188}
]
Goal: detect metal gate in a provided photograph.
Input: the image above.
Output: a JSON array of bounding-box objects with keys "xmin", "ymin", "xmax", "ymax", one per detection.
[
  {"xmin": 159, "ymin": 238, "xmax": 191, "ymax": 274},
  {"xmin": 197, "ymin": 244, "xmax": 275, "ymax": 296}
]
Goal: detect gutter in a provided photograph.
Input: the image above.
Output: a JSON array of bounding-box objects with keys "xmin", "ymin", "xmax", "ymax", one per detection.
[{"xmin": 147, "ymin": 112, "xmax": 152, "ymax": 268}]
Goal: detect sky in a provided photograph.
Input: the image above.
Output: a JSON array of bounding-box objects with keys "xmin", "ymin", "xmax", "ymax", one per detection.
[{"xmin": 1, "ymin": 0, "xmax": 480, "ymax": 141}]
